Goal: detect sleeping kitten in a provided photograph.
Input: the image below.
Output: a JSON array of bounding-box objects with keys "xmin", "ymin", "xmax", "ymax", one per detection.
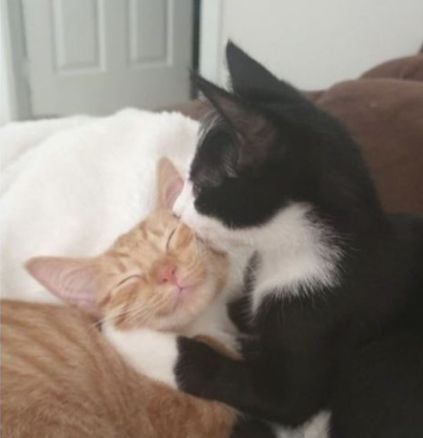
[{"xmin": 23, "ymin": 157, "xmax": 279, "ymax": 437}]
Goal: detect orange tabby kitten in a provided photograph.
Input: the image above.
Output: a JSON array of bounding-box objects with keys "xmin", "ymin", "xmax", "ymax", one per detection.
[{"xmin": 1, "ymin": 158, "xmax": 238, "ymax": 438}]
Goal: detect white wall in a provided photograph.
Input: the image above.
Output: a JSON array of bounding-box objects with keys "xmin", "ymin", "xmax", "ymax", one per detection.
[{"xmin": 201, "ymin": 0, "xmax": 423, "ymax": 89}]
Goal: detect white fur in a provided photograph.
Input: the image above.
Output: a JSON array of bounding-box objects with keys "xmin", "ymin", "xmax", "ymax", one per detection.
[
  {"xmin": 304, "ymin": 411, "xmax": 330, "ymax": 438},
  {"xmin": 175, "ymin": 182, "xmax": 342, "ymax": 313},
  {"xmin": 0, "ymin": 109, "xmax": 199, "ymax": 302},
  {"xmin": 246, "ymin": 204, "xmax": 342, "ymax": 312},
  {"xmin": 103, "ymin": 324, "xmax": 178, "ymax": 388}
]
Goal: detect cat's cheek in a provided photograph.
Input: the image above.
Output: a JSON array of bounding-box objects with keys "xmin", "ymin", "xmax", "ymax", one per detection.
[{"xmin": 102, "ymin": 324, "xmax": 179, "ymax": 389}]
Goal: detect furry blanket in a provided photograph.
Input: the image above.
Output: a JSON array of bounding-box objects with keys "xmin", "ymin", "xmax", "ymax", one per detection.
[{"xmin": 0, "ymin": 109, "xmax": 199, "ymax": 302}]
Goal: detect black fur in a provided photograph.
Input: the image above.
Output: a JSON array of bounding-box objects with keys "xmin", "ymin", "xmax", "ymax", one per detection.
[
  {"xmin": 175, "ymin": 42, "xmax": 423, "ymax": 436},
  {"xmin": 230, "ymin": 416, "xmax": 277, "ymax": 438}
]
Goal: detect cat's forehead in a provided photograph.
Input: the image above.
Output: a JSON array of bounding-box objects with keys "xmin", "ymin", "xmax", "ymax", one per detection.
[
  {"xmin": 119, "ymin": 211, "xmax": 191, "ymax": 251},
  {"xmin": 107, "ymin": 211, "xmax": 197, "ymax": 275}
]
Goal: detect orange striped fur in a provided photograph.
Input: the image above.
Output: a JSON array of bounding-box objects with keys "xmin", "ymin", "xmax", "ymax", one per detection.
[{"xmin": 1, "ymin": 300, "xmax": 236, "ymax": 438}]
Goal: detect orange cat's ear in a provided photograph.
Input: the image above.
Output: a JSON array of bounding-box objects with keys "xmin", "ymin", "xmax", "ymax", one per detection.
[
  {"xmin": 156, "ymin": 157, "xmax": 184, "ymax": 210},
  {"xmin": 25, "ymin": 256, "xmax": 99, "ymax": 315}
]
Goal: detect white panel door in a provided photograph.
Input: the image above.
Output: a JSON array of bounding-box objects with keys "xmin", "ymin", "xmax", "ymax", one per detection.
[{"xmin": 21, "ymin": 0, "xmax": 193, "ymax": 116}]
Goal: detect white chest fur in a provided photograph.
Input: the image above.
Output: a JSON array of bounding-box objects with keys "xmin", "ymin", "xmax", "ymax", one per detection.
[
  {"xmin": 249, "ymin": 204, "xmax": 342, "ymax": 312},
  {"xmin": 102, "ymin": 323, "xmax": 179, "ymax": 388}
]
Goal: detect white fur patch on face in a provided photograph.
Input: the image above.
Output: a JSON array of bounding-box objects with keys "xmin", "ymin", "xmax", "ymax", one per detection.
[{"xmin": 103, "ymin": 323, "xmax": 178, "ymax": 389}]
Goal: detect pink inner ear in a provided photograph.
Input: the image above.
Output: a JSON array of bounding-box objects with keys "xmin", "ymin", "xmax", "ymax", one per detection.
[
  {"xmin": 25, "ymin": 257, "xmax": 98, "ymax": 314},
  {"xmin": 165, "ymin": 177, "xmax": 184, "ymax": 209}
]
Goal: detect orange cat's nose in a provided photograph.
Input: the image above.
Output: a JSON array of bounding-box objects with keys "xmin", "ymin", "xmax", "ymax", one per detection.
[{"xmin": 157, "ymin": 263, "xmax": 178, "ymax": 285}]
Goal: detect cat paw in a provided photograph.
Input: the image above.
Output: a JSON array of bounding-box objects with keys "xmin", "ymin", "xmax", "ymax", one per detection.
[{"xmin": 175, "ymin": 337, "xmax": 224, "ymax": 399}]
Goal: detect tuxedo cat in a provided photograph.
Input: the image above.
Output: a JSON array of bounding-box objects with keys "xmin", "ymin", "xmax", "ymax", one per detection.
[{"xmin": 121, "ymin": 42, "xmax": 423, "ymax": 437}]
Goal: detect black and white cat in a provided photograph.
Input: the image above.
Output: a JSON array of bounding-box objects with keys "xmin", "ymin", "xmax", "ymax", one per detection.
[{"xmin": 112, "ymin": 43, "xmax": 423, "ymax": 437}]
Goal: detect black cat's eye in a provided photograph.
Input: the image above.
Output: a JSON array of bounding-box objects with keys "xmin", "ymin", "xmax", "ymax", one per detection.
[{"xmin": 166, "ymin": 228, "xmax": 177, "ymax": 250}]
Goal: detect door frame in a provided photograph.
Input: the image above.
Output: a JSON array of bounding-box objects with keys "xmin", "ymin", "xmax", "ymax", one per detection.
[
  {"xmin": 198, "ymin": 0, "xmax": 222, "ymax": 83},
  {"xmin": 2, "ymin": 0, "xmax": 31, "ymax": 121}
]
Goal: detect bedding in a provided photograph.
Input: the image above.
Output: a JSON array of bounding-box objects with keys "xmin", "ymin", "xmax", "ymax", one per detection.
[{"xmin": 0, "ymin": 109, "xmax": 199, "ymax": 302}]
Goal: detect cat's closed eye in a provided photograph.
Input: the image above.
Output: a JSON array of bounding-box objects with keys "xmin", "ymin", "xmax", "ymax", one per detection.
[
  {"xmin": 166, "ymin": 228, "xmax": 177, "ymax": 250},
  {"xmin": 116, "ymin": 274, "xmax": 142, "ymax": 288}
]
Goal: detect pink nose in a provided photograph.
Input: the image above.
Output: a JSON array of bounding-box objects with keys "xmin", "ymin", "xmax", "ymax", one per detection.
[{"xmin": 158, "ymin": 263, "xmax": 178, "ymax": 285}]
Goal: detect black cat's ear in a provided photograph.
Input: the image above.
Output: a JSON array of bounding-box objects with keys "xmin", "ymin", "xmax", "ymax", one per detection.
[
  {"xmin": 191, "ymin": 71, "xmax": 244, "ymax": 127},
  {"xmin": 192, "ymin": 72, "xmax": 277, "ymax": 174},
  {"xmin": 226, "ymin": 41, "xmax": 308, "ymax": 109},
  {"xmin": 225, "ymin": 41, "xmax": 281, "ymax": 99}
]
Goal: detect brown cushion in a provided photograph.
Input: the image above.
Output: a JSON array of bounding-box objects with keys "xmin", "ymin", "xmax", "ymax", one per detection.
[
  {"xmin": 314, "ymin": 79, "xmax": 423, "ymax": 214},
  {"xmin": 361, "ymin": 54, "xmax": 423, "ymax": 82}
]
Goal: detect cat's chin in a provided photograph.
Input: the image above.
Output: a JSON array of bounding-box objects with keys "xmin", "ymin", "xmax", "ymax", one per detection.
[
  {"xmin": 152, "ymin": 278, "xmax": 219, "ymax": 332},
  {"xmin": 172, "ymin": 284, "xmax": 196, "ymax": 310},
  {"xmin": 149, "ymin": 311, "xmax": 199, "ymax": 332}
]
